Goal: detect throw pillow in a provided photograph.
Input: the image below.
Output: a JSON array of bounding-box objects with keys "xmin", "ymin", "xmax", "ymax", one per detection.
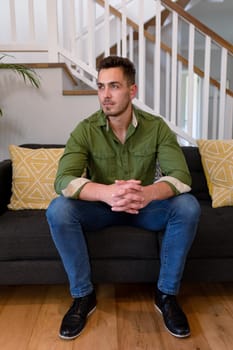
[
  {"xmin": 8, "ymin": 145, "xmax": 64, "ymax": 210},
  {"xmin": 197, "ymin": 139, "xmax": 233, "ymax": 208}
]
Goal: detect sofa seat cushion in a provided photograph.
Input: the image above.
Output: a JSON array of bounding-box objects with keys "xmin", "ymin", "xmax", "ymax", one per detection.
[
  {"xmin": 0, "ymin": 210, "xmax": 160, "ymax": 261},
  {"xmin": 0, "ymin": 210, "xmax": 60, "ymax": 260},
  {"xmin": 158, "ymin": 200, "xmax": 233, "ymax": 259},
  {"xmin": 87, "ymin": 226, "xmax": 160, "ymax": 260}
]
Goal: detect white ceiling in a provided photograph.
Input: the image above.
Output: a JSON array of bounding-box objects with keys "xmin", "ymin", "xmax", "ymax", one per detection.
[{"xmin": 186, "ymin": 0, "xmax": 233, "ymax": 44}]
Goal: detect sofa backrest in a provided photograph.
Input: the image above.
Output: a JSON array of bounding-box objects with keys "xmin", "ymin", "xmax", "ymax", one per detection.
[
  {"xmin": 0, "ymin": 144, "xmax": 210, "ymax": 214},
  {"xmin": 20, "ymin": 144, "xmax": 65, "ymax": 149},
  {"xmin": 181, "ymin": 146, "xmax": 210, "ymax": 200},
  {"xmin": 23, "ymin": 144, "xmax": 210, "ymax": 201}
]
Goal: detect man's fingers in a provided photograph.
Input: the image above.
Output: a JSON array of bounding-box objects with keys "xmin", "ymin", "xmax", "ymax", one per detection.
[
  {"xmin": 111, "ymin": 206, "xmax": 139, "ymax": 214},
  {"xmin": 112, "ymin": 194, "xmax": 144, "ymax": 205},
  {"xmin": 115, "ymin": 179, "xmax": 141, "ymax": 185}
]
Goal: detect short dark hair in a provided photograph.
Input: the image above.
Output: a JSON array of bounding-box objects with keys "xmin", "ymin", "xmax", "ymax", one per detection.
[{"xmin": 97, "ymin": 56, "xmax": 136, "ymax": 85}]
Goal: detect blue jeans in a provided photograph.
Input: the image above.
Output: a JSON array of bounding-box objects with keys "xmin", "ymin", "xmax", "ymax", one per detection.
[{"xmin": 46, "ymin": 193, "xmax": 200, "ymax": 297}]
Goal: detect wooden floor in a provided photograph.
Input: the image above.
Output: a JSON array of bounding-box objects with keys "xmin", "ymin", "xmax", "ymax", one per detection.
[{"xmin": 0, "ymin": 282, "xmax": 232, "ymax": 350}]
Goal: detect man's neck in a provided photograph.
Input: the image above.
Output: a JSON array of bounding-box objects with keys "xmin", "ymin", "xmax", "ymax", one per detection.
[{"xmin": 108, "ymin": 111, "xmax": 133, "ymax": 144}]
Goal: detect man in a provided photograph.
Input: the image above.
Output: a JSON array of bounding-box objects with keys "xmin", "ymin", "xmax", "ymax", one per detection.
[{"xmin": 46, "ymin": 56, "xmax": 200, "ymax": 340}]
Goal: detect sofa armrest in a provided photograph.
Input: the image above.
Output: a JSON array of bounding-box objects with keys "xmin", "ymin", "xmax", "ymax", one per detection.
[{"xmin": 0, "ymin": 159, "xmax": 12, "ymax": 214}]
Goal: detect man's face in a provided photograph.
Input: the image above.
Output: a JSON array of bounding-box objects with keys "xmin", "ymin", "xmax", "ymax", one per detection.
[{"xmin": 97, "ymin": 67, "xmax": 137, "ymax": 117}]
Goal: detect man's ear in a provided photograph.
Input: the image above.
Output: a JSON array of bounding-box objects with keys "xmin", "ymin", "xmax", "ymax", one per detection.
[{"xmin": 130, "ymin": 84, "xmax": 138, "ymax": 99}]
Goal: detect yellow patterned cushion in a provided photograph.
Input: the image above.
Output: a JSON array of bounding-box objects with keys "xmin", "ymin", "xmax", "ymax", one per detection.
[
  {"xmin": 197, "ymin": 139, "xmax": 233, "ymax": 208},
  {"xmin": 8, "ymin": 145, "xmax": 64, "ymax": 210}
]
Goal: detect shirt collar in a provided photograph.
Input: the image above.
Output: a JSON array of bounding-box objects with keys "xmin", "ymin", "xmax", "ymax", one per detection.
[
  {"xmin": 105, "ymin": 110, "xmax": 138, "ymax": 131},
  {"xmin": 132, "ymin": 111, "xmax": 138, "ymax": 128}
]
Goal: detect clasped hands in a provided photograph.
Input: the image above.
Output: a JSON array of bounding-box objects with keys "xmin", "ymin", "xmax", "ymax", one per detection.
[{"xmin": 109, "ymin": 179, "xmax": 150, "ymax": 214}]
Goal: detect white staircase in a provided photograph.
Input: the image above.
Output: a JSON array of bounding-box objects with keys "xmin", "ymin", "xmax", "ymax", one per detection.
[{"xmin": 0, "ymin": 0, "xmax": 232, "ymax": 145}]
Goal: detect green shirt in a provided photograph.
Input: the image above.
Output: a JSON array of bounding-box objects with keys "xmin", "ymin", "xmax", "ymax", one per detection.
[{"xmin": 55, "ymin": 106, "xmax": 191, "ymax": 198}]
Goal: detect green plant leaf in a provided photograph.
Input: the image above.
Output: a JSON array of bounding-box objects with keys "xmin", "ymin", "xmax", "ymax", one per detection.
[{"xmin": 0, "ymin": 53, "xmax": 40, "ymax": 116}]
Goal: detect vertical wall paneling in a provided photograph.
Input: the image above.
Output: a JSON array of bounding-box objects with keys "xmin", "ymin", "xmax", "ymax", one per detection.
[
  {"xmin": 138, "ymin": 0, "xmax": 145, "ymax": 103},
  {"xmin": 116, "ymin": 19, "xmax": 121, "ymax": 56},
  {"xmin": 129, "ymin": 26, "xmax": 134, "ymax": 62},
  {"xmin": 121, "ymin": 0, "xmax": 127, "ymax": 58},
  {"xmin": 154, "ymin": 0, "xmax": 161, "ymax": 114},
  {"xmin": 187, "ymin": 23, "xmax": 195, "ymax": 137},
  {"xmin": 28, "ymin": 0, "xmax": 35, "ymax": 41},
  {"xmin": 218, "ymin": 47, "xmax": 227, "ymax": 138},
  {"xmin": 225, "ymin": 95, "xmax": 233, "ymax": 138},
  {"xmin": 87, "ymin": 0, "xmax": 96, "ymax": 68},
  {"xmin": 76, "ymin": 0, "xmax": 84, "ymax": 59},
  {"xmin": 9, "ymin": 0, "xmax": 17, "ymax": 41},
  {"xmin": 69, "ymin": 0, "xmax": 76, "ymax": 56},
  {"xmin": 170, "ymin": 11, "xmax": 178, "ymax": 125},
  {"xmin": 202, "ymin": 35, "xmax": 211, "ymax": 138},
  {"xmin": 177, "ymin": 60, "xmax": 182, "ymax": 129},
  {"xmin": 46, "ymin": 0, "xmax": 58, "ymax": 61},
  {"xmin": 213, "ymin": 86, "xmax": 218, "ymax": 138},
  {"xmin": 104, "ymin": 0, "xmax": 110, "ymax": 57},
  {"xmin": 165, "ymin": 52, "xmax": 171, "ymax": 121}
]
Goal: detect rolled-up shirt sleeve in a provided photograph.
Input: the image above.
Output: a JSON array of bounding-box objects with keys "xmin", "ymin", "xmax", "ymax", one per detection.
[
  {"xmin": 154, "ymin": 176, "xmax": 191, "ymax": 195},
  {"xmin": 54, "ymin": 124, "xmax": 90, "ymax": 198},
  {"xmin": 155, "ymin": 120, "xmax": 192, "ymax": 194},
  {"xmin": 61, "ymin": 177, "xmax": 91, "ymax": 198}
]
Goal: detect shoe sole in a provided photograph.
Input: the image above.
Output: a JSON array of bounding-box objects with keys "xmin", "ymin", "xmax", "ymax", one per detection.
[
  {"xmin": 59, "ymin": 305, "xmax": 97, "ymax": 340},
  {"xmin": 154, "ymin": 303, "xmax": 190, "ymax": 338}
]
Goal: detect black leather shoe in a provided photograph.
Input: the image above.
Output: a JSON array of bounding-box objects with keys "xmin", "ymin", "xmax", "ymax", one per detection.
[
  {"xmin": 59, "ymin": 290, "xmax": 97, "ymax": 340},
  {"xmin": 154, "ymin": 288, "xmax": 190, "ymax": 338}
]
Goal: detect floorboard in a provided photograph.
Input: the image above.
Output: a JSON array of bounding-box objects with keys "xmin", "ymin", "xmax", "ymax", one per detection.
[{"xmin": 0, "ymin": 282, "xmax": 232, "ymax": 350}]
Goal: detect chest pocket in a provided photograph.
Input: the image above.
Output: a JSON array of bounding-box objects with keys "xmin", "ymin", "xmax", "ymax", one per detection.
[
  {"xmin": 128, "ymin": 148, "xmax": 156, "ymax": 182},
  {"xmin": 90, "ymin": 151, "xmax": 116, "ymax": 181}
]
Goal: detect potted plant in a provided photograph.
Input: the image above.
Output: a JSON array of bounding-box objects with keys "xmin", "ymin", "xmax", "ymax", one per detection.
[{"xmin": 0, "ymin": 53, "xmax": 40, "ymax": 116}]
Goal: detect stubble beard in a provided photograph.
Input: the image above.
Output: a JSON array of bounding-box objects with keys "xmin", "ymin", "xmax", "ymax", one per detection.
[{"xmin": 102, "ymin": 99, "xmax": 131, "ymax": 118}]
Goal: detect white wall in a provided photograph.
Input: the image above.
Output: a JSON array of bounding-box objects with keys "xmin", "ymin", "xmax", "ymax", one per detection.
[
  {"xmin": 0, "ymin": 0, "xmax": 47, "ymax": 44},
  {"xmin": 0, "ymin": 67, "xmax": 99, "ymax": 160}
]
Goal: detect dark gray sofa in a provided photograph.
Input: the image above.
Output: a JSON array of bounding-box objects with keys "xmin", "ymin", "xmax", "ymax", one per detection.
[{"xmin": 0, "ymin": 144, "xmax": 232, "ymax": 285}]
